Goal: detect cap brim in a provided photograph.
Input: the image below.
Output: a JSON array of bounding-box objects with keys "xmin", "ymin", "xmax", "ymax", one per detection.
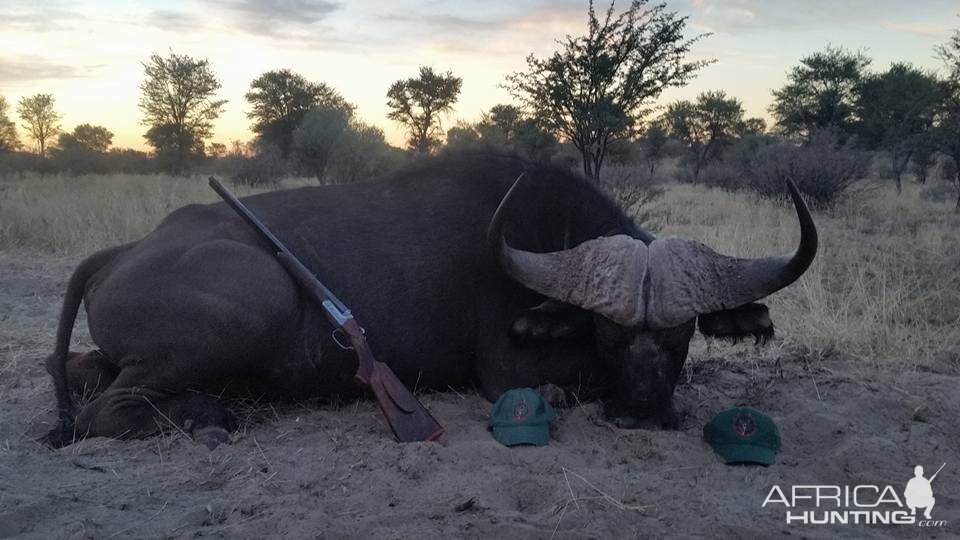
[
  {"xmin": 492, "ymin": 424, "xmax": 550, "ymax": 447},
  {"xmin": 711, "ymin": 443, "xmax": 776, "ymax": 466}
]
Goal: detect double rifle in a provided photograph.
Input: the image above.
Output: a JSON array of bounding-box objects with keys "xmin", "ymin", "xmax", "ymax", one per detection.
[{"xmin": 209, "ymin": 177, "xmax": 443, "ymax": 443}]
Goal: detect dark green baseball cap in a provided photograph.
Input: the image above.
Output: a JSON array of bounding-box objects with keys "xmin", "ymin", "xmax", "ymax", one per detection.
[
  {"xmin": 703, "ymin": 407, "xmax": 781, "ymax": 465},
  {"xmin": 489, "ymin": 388, "xmax": 556, "ymax": 447}
]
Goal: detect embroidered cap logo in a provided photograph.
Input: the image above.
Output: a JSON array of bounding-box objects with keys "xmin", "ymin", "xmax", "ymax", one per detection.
[
  {"xmin": 732, "ymin": 411, "xmax": 758, "ymax": 437},
  {"xmin": 512, "ymin": 400, "xmax": 530, "ymax": 421}
]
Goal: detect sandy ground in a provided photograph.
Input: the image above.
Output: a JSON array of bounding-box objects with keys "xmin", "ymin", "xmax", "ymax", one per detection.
[{"xmin": 1, "ymin": 248, "xmax": 958, "ymax": 539}]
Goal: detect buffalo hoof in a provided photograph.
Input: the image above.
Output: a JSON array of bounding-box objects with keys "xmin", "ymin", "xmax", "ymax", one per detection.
[
  {"xmin": 192, "ymin": 425, "xmax": 231, "ymax": 450},
  {"xmin": 40, "ymin": 418, "xmax": 77, "ymax": 448},
  {"xmin": 610, "ymin": 414, "xmax": 679, "ymax": 430},
  {"xmin": 610, "ymin": 416, "xmax": 643, "ymax": 429},
  {"xmin": 536, "ymin": 383, "xmax": 568, "ymax": 408},
  {"xmin": 605, "ymin": 402, "xmax": 679, "ymax": 430}
]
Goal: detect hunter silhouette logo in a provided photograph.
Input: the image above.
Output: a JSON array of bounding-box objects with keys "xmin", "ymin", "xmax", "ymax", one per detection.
[
  {"xmin": 905, "ymin": 463, "xmax": 945, "ymax": 520},
  {"xmin": 762, "ymin": 462, "xmax": 948, "ymax": 527}
]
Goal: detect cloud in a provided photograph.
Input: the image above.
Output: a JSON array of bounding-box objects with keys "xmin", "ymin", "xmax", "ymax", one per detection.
[
  {"xmin": 147, "ymin": 10, "xmax": 206, "ymax": 32},
  {"xmin": 378, "ymin": 13, "xmax": 505, "ymax": 32},
  {"xmin": 207, "ymin": 0, "xmax": 339, "ymax": 28},
  {"xmin": 187, "ymin": 0, "xmax": 347, "ymax": 48},
  {"xmin": 0, "ymin": 56, "xmax": 102, "ymax": 83},
  {"xmin": 881, "ymin": 21, "xmax": 952, "ymax": 39},
  {"xmin": 372, "ymin": 4, "xmax": 584, "ymax": 55},
  {"xmin": 686, "ymin": 0, "xmax": 912, "ymax": 33},
  {"xmin": 0, "ymin": 4, "xmax": 81, "ymax": 32},
  {"xmin": 131, "ymin": 1, "xmax": 351, "ymax": 50}
]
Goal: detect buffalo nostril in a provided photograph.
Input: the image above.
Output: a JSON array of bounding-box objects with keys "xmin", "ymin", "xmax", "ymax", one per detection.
[
  {"xmin": 511, "ymin": 318, "xmax": 529, "ymax": 335},
  {"xmin": 193, "ymin": 426, "xmax": 230, "ymax": 450},
  {"xmin": 550, "ymin": 323, "xmax": 573, "ymax": 338}
]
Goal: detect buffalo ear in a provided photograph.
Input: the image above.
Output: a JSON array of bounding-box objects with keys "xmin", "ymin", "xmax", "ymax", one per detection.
[
  {"xmin": 697, "ymin": 302, "xmax": 774, "ymax": 345},
  {"xmin": 510, "ymin": 300, "xmax": 591, "ymax": 344}
]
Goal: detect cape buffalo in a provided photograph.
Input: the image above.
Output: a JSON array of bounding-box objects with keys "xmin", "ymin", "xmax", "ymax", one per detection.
[{"xmin": 43, "ymin": 153, "xmax": 816, "ymax": 448}]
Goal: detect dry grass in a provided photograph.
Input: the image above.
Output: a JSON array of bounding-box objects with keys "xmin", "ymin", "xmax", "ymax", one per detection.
[
  {"xmin": 648, "ymin": 180, "xmax": 960, "ymax": 371},
  {"xmin": 0, "ymin": 173, "xmax": 312, "ymax": 254},
  {"xmin": 1, "ymin": 170, "xmax": 957, "ymax": 372}
]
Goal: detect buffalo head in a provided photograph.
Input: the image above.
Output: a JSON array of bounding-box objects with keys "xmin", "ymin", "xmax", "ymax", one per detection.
[{"xmin": 489, "ymin": 175, "xmax": 817, "ymax": 428}]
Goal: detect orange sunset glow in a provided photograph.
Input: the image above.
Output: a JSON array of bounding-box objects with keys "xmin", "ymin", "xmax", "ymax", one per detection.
[{"xmin": 2, "ymin": 1, "xmax": 957, "ymax": 150}]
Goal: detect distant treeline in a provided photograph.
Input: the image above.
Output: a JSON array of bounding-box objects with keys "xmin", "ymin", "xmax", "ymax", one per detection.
[{"xmin": 1, "ymin": 2, "xmax": 958, "ymax": 207}]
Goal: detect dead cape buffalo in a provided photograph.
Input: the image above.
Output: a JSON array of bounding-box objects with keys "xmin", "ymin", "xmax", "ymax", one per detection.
[{"xmin": 43, "ymin": 153, "xmax": 816, "ymax": 449}]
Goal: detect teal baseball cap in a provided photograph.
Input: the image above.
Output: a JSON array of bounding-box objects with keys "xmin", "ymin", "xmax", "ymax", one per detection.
[
  {"xmin": 703, "ymin": 407, "xmax": 781, "ymax": 465},
  {"xmin": 489, "ymin": 388, "xmax": 556, "ymax": 447}
]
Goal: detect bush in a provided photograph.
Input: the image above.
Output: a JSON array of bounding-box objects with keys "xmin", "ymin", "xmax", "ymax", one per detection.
[
  {"xmin": 750, "ymin": 131, "xmax": 869, "ymax": 206},
  {"xmin": 604, "ymin": 139, "xmax": 636, "ymax": 164},
  {"xmin": 103, "ymin": 148, "xmax": 156, "ymax": 175},
  {"xmin": 696, "ymin": 130, "xmax": 868, "ymax": 207},
  {"xmin": 293, "ymin": 106, "xmax": 351, "ymax": 182},
  {"xmin": 918, "ymin": 158, "xmax": 959, "ymax": 205},
  {"xmin": 443, "ymin": 118, "xmax": 558, "ymax": 164},
  {"xmin": 49, "ymin": 148, "xmax": 111, "ymax": 175},
  {"xmin": 941, "ymin": 157, "xmax": 958, "ymax": 183},
  {"xmin": 919, "ymin": 179, "xmax": 957, "ymax": 203},
  {"xmin": 327, "ymin": 124, "xmax": 406, "ymax": 184},
  {"xmin": 698, "ymin": 160, "xmax": 745, "ymax": 191},
  {"xmin": 0, "ymin": 151, "xmax": 40, "ymax": 176},
  {"xmin": 693, "ymin": 133, "xmax": 771, "ymax": 190},
  {"xmin": 512, "ymin": 118, "xmax": 558, "ymax": 163},
  {"xmin": 910, "ymin": 144, "xmax": 936, "ymax": 184},
  {"xmin": 600, "ymin": 164, "xmax": 665, "ymax": 229},
  {"xmin": 223, "ymin": 145, "xmax": 287, "ymax": 186}
]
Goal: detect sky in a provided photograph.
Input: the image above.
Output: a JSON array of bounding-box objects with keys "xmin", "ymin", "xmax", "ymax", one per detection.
[{"xmin": 1, "ymin": 0, "xmax": 958, "ymax": 151}]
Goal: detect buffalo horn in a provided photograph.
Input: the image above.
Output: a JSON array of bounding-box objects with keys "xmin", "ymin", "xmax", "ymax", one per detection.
[{"xmin": 488, "ymin": 176, "xmax": 817, "ymax": 328}]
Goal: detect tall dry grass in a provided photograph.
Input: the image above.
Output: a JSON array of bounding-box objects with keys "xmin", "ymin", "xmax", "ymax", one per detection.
[
  {"xmin": 0, "ymin": 173, "xmax": 311, "ymax": 254},
  {"xmin": 647, "ymin": 180, "xmax": 960, "ymax": 372},
  {"xmin": 1, "ymin": 171, "xmax": 957, "ymax": 372}
]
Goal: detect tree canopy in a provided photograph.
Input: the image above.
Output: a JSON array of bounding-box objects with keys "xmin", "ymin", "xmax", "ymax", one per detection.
[
  {"xmin": 329, "ymin": 123, "xmax": 402, "ymax": 184},
  {"xmin": 478, "ymin": 104, "xmax": 523, "ymax": 143},
  {"xmin": 139, "ymin": 51, "xmax": 227, "ymax": 171},
  {"xmin": 934, "ymin": 25, "xmax": 960, "ymax": 209},
  {"xmin": 0, "ymin": 96, "xmax": 18, "ymax": 153},
  {"xmin": 58, "ymin": 123, "xmax": 114, "ymax": 152},
  {"xmin": 17, "ymin": 93, "xmax": 62, "ymax": 158},
  {"xmin": 386, "ymin": 66, "xmax": 462, "ymax": 154},
  {"xmin": 662, "ymin": 90, "xmax": 745, "ymax": 182},
  {"xmin": 445, "ymin": 122, "xmax": 483, "ymax": 150},
  {"xmin": 638, "ymin": 122, "xmax": 668, "ymax": 179},
  {"xmin": 770, "ymin": 45, "xmax": 871, "ymax": 141},
  {"xmin": 936, "ymin": 24, "xmax": 960, "ymax": 80},
  {"xmin": 52, "ymin": 124, "xmax": 115, "ymax": 174},
  {"xmin": 443, "ymin": 104, "xmax": 558, "ymax": 162},
  {"xmin": 246, "ymin": 69, "xmax": 354, "ymax": 157},
  {"xmin": 505, "ymin": 0, "xmax": 711, "ymax": 182},
  {"xmin": 293, "ymin": 105, "xmax": 399, "ymax": 184},
  {"xmin": 292, "ymin": 104, "xmax": 352, "ymax": 182},
  {"xmin": 856, "ymin": 63, "xmax": 941, "ymax": 192}
]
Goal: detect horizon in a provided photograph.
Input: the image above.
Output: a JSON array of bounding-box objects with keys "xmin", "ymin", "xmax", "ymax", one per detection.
[{"xmin": 2, "ymin": 0, "xmax": 958, "ymax": 152}]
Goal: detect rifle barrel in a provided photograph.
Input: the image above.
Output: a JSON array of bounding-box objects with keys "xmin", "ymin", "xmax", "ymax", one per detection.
[
  {"xmin": 208, "ymin": 177, "xmax": 349, "ymax": 314},
  {"xmin": 208, "ymin": 176, "xmax": 444, "ymax": 442},
  {"xmin": 930, "ymin": 462, "xmax": 946, "ymax": 482}
]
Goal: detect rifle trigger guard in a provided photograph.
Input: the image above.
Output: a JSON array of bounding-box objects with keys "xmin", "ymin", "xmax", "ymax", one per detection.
[{"xmin": 331, "ymin": 328, "xmax": 353, "ymax": 350}]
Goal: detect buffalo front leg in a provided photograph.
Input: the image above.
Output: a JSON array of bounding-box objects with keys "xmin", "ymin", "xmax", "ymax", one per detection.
[
  {"xmin": 73, "ymin": 366, "xmax": 236, "ymax": 449},
  {"xmin": 60, "ymin": 350, "xmax": 119, "ymax": 403},
  {"xmin": 42, "ymin": 350, "xmax": 120, "ymax": 447}
]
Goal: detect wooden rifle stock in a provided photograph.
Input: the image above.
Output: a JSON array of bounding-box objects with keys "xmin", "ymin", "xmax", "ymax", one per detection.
[{"xmin": 209, "ymin": 177, "xmax": 443, "ymax": 443}]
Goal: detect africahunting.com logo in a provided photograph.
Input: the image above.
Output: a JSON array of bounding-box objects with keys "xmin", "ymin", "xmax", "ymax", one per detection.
[{"xmin": 763, "ymin": 463, "xmax": 947, "ymax": 527}]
